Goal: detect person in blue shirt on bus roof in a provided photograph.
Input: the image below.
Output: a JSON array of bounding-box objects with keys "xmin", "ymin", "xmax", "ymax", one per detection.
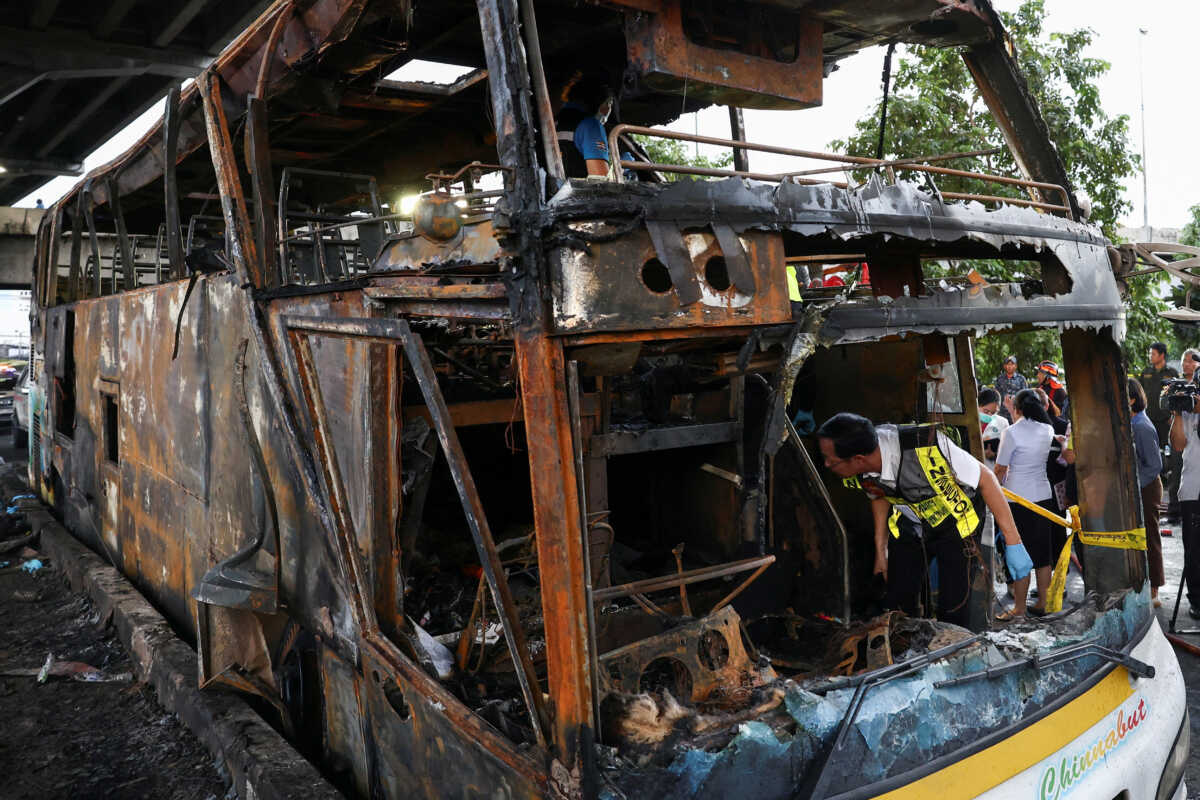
[
  {"xmin": 555, "ymin": 74, "xmax": 616, "ymax": 179},
  {"xmin": 817, "ymin": 413, "xmax": 1034, "ymax": 625}
]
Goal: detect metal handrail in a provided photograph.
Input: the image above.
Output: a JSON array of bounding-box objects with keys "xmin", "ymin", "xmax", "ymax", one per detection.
[{"xmin": 607, "ymin": 124, "xmax": 1071, "ymax": 214}]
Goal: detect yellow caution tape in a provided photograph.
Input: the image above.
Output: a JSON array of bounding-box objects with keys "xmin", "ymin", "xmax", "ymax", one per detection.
[
  {"xmin": 1000, "ymin": 491, "xmax": 1145, "ymax": 612},
  {"xmin": 1077, "ymin": 527, "xmax": 1146, "ymax": 549},
  {"xmin": 1045, "ymin": 533, "xmax": 1075, "ymax": 613}
]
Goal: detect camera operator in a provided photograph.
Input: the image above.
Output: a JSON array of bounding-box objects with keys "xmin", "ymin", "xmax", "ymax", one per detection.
[{"xmin": 1167, "ymin": 382, "xmax": 1200, "ymax": 619}]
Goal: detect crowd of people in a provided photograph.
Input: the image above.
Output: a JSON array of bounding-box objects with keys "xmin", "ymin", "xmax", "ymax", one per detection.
[
  {"xmin": 816, "ymin": 343, "xmax": 1199, "ymax": 628},
  {"xmin": 978, "ymin": 344, "xmax": 1200, "ymax": 618}
]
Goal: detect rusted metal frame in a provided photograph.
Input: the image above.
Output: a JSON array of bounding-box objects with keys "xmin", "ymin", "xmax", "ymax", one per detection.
[
  {"xmin": 710, "ymin": 560, "xmax": 772, "ymax": 613},
  {"xmin": 592, "ymin": 555, "xmax": 776, "ymax": 603},
  {"xmin": 566, "ymin": 359, "xmax": 604, "ymax": 742},
  {"xmin": 516, "ymin": 0, "xmax": 565, "ymax": 188},
  {"xmin": 1059, "ymin": 328, "xmax": 1144, "ymax": 595},
  {"xmin": 939, "ymin": 190, "xmax": 1068, "ymax": 213},
  {"xmin": 105, "ymin": 175, "xmax": 136, "ymax": 291},
  {"xmin": 478, "ymin": 0, "xmax": 596, "ymax": 773},
  {"xmin": 68, "ymin": 192, "xmax": 84, "ymax": 301},
  {"xmin": 81, "ymin": 181, "xmax": 102, "ymax": 297},
  {"xmin": 359, "ymin": 635, "xmax": 551, "ymax": 785},
  {"xmin": 245, "ymin": 95, "xmax": 278, "ymax": 289},
  {"xmin": 363, "ymin": 283, "xmax": 507, "ymax": 301},
  {"xmin": 45, "ymin": 205, "xmax": 64, "ymax": 306},
  {"xmin": 587, "ymin": 421, "xmax": 740, "ymax": 457},
  {"xmin": 400, "ymin": 321, "xmax": 549, "ymax": 747},
  {"xmin": 279, "ymin": 214, "xmax": 409, "ymax": 245},
  {"xmin": 378, "ymin": 300, "xmax": 509, "ymax": 320},
  {"xmin": 367, "ymin": 307, "xmax": 403, "ymax": 638},
  {"xmin": 286, "ymin": 328, "xmax": 376, "ymax": 632},
  {"xmin": 165, "ymin": 86, "xmax": 188, "ymax": 280},
  {"xmin": 32, "ymin": 213, "xmax": 50, "ymax": 309},
  {"xmin": 961, "ymin": 22, "xmax": 1081, "ymax": 219},
  {"xmin": 515, "ymin": 332, "xmax": 596, "ymax": 769},
  {"xmin": 425, "ymin": 161, "xmax": 510, "ymax": 187},
  {"xmin": 281, "ymin": 313, "xmax": 550, "ymax": 746},
  {"xmin": 609, "ymin": 124, "xmax": 1070, "ymax": 206},
  {"xmin": 624, "ymin": 159, "xmax": 842, "ymax": 185},
  {"xmin": 784, "ymin": 147, "xmax": 1005, "ymax": 179},
  {"xmin": 783, "ymin": 416, "xmax": 850, "ymax": 626},
  {"xmin": 198, "ymin": 71, "xmax": 262, "ymax": 288},
  {"xmin": 255, "ymin": 0, "xmax": 294, "ymax": 101}
]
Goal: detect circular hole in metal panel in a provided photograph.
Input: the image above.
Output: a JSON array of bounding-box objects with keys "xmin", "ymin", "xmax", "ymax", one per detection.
[
  {"xmin": 639, "ymin": 656, "xmax": 694, "ymax": 700},
  {"xmin": 641, "ymin": 258, "xmax": 673, "ymax": 294},
  {"xmin": 704, "ymin": 256, "xmax": 731, "ymax": 292}
]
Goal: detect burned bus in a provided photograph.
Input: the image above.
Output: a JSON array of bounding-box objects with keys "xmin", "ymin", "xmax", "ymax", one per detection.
[{"xmin": 25, "ymin": 0, "xmax": 1187, "ymax": 798}]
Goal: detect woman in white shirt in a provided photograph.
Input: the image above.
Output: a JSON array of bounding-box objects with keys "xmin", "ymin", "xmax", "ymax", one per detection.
[{"xmin": 995, "ymin": 388, "xmax": 1059, "ymax": 616}]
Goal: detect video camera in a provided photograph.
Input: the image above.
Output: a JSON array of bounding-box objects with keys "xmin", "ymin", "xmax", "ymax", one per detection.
[{"xmin": 1160, "ymin": 378, "xmax": 1200, "ymax": 413}]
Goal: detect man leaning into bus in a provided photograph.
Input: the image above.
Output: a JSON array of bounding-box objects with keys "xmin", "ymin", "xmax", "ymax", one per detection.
[{"xmin": 816, "ymin": 413, "xmax": 1034, "ymax": 626}]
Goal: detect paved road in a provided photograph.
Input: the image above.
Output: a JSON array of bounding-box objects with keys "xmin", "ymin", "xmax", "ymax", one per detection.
[{"xmin": 1152, "ymin": 518, "xmax": 1200, "ymax": 798}]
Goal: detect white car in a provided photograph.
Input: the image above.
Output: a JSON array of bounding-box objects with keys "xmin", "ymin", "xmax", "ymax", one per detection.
[{"xmin": 12, "ymin": 365, "xmax": 28, "ymax": 448}]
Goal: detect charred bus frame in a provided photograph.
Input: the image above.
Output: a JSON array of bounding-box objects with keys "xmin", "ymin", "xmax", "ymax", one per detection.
[{"xmin": 24, "ymin": 1, "xmax": 1185, "ymax": 798}]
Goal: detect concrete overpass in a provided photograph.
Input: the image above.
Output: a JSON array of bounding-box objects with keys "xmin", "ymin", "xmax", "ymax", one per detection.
[{"xmin": 0, "ymin": 207, "xmax": 42, "ymax": 291}]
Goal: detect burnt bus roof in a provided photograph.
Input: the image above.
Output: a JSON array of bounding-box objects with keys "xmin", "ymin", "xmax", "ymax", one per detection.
[{"xmin": 39, "ymin": 0, "xmax": 1059, "ymax": 233}]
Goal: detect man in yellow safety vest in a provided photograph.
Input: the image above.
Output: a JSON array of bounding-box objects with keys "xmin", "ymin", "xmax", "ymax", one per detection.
[{"xmin": 817, "ymin": 413, "xmax": 1034, "ymax": 626}]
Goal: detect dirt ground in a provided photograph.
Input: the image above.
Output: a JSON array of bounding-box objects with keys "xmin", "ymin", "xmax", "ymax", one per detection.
[{"xmin": 0, "ymin": 539, "xmax": 231, "ymax": 800}]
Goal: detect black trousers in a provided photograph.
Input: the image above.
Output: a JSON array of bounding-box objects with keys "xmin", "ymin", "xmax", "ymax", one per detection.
[
  {"xmin": 1180, "ymin": 500, "xmax": 1200, "ymax": 606},
  {"xmin": 885, "ymin": 512, "xmax": 981, "ymax": 629}
]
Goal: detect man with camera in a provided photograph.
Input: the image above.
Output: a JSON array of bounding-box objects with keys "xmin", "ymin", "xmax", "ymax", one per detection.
[{"xmin": 1168, "ymin": 383, "xmax": 1200, "ymax": 619}]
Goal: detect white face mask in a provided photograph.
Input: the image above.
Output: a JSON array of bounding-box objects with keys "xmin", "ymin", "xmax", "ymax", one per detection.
[{"xmin": 596, "ymin": 98, "xmax": 613, "ymax": 125}]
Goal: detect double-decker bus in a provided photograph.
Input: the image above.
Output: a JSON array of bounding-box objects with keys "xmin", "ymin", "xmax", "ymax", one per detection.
[{"xmin": 24, "ymin": 0, "xmax": 1187, "ymax": 797}]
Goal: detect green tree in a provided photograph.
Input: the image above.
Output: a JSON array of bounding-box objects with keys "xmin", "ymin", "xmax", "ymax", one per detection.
[
  {"xmin": 829, "ymin": 0, "xmax": 1167, "ymax": 373},
  {"xmin": 1162, "ymin": 203, "xmax": 1200, "ymax": 351},
  {"xmin": 1180, "ymin": 203, "xmax": 1200, "ymax": 249}
]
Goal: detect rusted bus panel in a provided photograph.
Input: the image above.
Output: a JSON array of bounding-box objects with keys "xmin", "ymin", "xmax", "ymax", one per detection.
[
  {"xmin": 515, "ymin": 328, "xmax": 596, "ymax": 771},
  {"xmin": 551, "ymin": 228, "xmax": 790, "ymax": 333},
  {"xmin": 120, "ymin": 458, "xmax": 206, "ymax": 631},
  {"xmin": 115, "ymin": 282, "xmax": 211, "ymax": 501},
  {"xmin": 360, "ymin": 642, "xmax": 546, "ymax": 798},
  {"xmin": 321, "ymin": 646, "xmax": 372, "ymax": 796},
  {"xmin": 201, "ymin": 277, "xmax": 361, "ymax": 658},
  {"xmin": 625, "ymin": 0, "xmax": 824, "ymax": 110}
]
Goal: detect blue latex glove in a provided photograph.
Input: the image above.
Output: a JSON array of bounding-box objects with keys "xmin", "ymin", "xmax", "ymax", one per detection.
[{"xmin": 1004, "ymin": 541, "xmax": 1033, "ymax": 581}]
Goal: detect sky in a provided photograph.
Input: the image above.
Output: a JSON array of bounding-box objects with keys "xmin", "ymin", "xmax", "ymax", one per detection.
[{"xmin": 11, "ymin": 0, "xmax": 1197, "ymax": 231}]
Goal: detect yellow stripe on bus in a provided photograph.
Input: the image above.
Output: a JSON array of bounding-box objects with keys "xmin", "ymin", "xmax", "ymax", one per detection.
[{"xmin": 873, "ymin": 667, "xmax": 1133, "ymax": 799}]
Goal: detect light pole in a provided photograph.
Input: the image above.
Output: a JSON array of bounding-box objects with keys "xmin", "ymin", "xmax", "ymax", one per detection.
[{"xmin": 1138, "ymin": 27, "xmax": 1149, "ymax": 237}]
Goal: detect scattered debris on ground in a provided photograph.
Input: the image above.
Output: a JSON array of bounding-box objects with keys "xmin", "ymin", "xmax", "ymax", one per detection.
[{"xmin": 0, "ymin": 511, "xmax": 232, "ymax": 800}]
